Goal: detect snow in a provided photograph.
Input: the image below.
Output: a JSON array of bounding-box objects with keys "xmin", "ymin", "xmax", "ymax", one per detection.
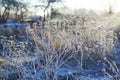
[{"xmin": 0, "ymin": 19, "xmax": 28, "ymax": 28}]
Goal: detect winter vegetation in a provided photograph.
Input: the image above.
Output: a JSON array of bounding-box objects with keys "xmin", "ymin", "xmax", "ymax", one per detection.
[{"xmin": 0, "ymin": 0, "xmax": 120, "ymax": 80}]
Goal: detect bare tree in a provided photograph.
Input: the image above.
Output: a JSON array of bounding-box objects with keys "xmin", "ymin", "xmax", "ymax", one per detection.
[
  {"xmin": 39, "ymin": 0, "xmax": 62, "ymax": 21},
  {"xmin": 0, "ymin": 0, "xmax": 27, "ymax": 23},
  {"xmin": 14, "ymin": 2, "xmax": 28, "ymax": 21},
  {"xmin": 107, "ymin": 0, "xmax": 117, "ymax": 15}
]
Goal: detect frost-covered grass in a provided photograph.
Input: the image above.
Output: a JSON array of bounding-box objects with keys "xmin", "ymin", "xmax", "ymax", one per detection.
[
  {"xmin": 24, "ymin": 13, "xmax": 120, "ymax": 80},
  {"xmin": 1, "ymin": 13, "xmax": 120, "ymax": 80}
]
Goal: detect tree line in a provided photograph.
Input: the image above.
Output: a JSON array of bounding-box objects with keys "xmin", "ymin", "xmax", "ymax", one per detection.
[
  {"xmin": 0, "ymin": 0, "xmax": 63, "ymax": 24},
  {"xmin": 0, "ymin": 0, "xmax": 28, "ymax": 23}
]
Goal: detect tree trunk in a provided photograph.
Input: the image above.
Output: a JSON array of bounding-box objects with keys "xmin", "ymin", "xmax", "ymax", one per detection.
[{"xmin": 15, "ymin": 8, "xmax": 19, "ymax": 21}]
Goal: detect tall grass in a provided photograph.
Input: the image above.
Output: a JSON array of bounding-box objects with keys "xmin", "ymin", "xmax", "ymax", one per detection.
[
  {"xmin": 24, "ymin": 13, "xmax": 120, "ymax": 80},
  {"xmin": 0, "ymin": 13, "xmax": 120, "ymax": 80}
]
